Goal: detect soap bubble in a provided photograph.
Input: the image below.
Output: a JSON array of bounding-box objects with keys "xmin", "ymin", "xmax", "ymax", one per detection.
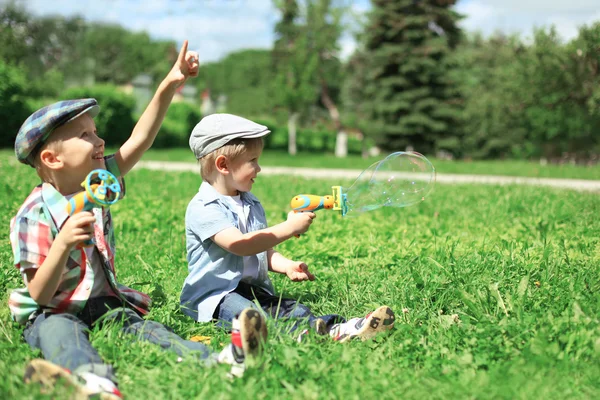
[{"xmin": 343, "ymin": 151, "xmax": 435, "ymax": 216}]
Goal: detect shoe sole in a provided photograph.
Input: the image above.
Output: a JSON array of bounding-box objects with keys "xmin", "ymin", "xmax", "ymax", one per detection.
[
  {"xmin": 238, "ymin": 309, "xmax": 268, "ymax": 357},
  {"xmin": 24, "ymin": 359, "xmax": 121, "ymax": 400},
  {"xmin": 339, "ymin": 306, "xmax": 395, "ymax": 343},
  {"xmin": 314, "ymin": 318, "xmax": 328, "ymax": 335}
]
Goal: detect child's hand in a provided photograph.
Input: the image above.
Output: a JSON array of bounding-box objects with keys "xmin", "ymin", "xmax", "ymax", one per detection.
[
  {"xmin": 165, "ymin": 40, "xmax": 199, "ymax": 89},
  {"xmin": 57, "ymin": 212, "xmax": 96, "ymax": 249},
  {"xmin": 285, "ymin": 261, "xmax": 315, "ymax": 282},
  {"xmin": 286, "ymin": 211, "xmax": 315, "ymax": 236}
]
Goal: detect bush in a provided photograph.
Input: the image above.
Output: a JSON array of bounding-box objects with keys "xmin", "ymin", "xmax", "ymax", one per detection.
[
  {"xmin": 0, "ymin": 61, "xmax": 30, "ymax": 148},
  {"xmin": 154, "ymin": 101, "xmax": 202, "ymax": 148},
  {"xmin": 62, "ymin": 85, "xmax": 136, "ymax": 146},
  {"xmin": 251, "ymin": 118, "xmax": 364, "ymax": 155}
]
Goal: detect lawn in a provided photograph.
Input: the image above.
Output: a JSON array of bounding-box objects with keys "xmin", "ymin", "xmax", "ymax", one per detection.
[{"xmin": 0, "ymin": 153, "xmax": 599, "ymax": 399}]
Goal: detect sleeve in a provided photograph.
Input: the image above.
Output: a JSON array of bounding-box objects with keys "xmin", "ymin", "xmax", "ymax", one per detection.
[
  {"xmin": 104, "ymin": 154, "xmax": 126, "ymax": 198},
  {"xmin": 187, "ymin": 200, "xmax": 235, "ymax": 243},
  {"xmin": 10, "ymin": 216, "xmax": 53, "ymax": 273}
]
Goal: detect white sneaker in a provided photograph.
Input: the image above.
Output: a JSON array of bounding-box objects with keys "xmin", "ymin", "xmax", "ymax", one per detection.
[
  {"xmin": 24, "ymin": 359, "xmax": 123, "ymax": 399},
  {"xmin": 330, "ymin": 306, "xmax": 395, "ymax": 343},
  {"xmin": 217, "ymin": 308, "xmax": 267, "ymax": 377}
]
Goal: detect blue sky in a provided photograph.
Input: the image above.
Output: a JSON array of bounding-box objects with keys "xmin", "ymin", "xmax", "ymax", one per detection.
[{"xmin": 12, "ymin": 0, "xmax": 600, "ymax": 62}]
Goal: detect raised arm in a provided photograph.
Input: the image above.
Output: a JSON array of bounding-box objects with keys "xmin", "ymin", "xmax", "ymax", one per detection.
[{"xmin": 115, "ymin": 40, "xmax": 199, "ymax": 176}]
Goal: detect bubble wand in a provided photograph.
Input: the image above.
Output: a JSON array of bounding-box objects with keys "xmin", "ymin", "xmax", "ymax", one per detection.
[{"xmin": 291, "ymin": 151, "xmax": 436, "ymax": 217}]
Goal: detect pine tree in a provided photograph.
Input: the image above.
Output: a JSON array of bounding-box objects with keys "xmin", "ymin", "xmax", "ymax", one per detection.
[{"xmin": 361, "ymin": 0, "xmax": 463, "ymax": 155}]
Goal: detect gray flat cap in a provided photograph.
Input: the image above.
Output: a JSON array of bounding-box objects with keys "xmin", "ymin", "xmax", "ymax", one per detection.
[{"xmin": 189, "ymin": 113, "xmax": 271, "ymax": 159}]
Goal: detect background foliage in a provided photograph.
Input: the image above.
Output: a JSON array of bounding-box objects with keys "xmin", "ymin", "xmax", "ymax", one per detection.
[{"xmin": 1, "ymin": 0, "xmax": 600, "ymax": 160}]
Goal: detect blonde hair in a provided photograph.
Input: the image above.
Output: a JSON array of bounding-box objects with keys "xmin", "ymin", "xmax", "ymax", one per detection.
[
  {"xmin": 200, "ymin": 137, "xmax": 264, "ymax": 183},
  {"xmin": 32, "ymin": 137, "xmax": 64, "ymax": 183}
]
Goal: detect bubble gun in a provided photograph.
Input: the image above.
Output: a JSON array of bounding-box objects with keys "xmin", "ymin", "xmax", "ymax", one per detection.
[
  {"xmin": 65, "ymin": 169, "xmax": 122, "ymax": 247},
  {"xmin": 290, "ymin": 186, "xmax": 347, "ymax": 216}
]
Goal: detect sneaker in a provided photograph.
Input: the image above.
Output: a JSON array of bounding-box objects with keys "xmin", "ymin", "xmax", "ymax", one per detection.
[
  {"xmin": 24, "ymin": 359, "xmax": 122, "ymax": 399},
  {"xmin": 217, "ymin": 308, "xmax": 267, "ymax": 377},
  {"xmin": 330, "ymin": 306, "xmax": 395, "ymax": 343}
]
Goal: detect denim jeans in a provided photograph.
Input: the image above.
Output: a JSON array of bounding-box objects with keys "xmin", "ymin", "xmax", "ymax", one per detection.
[
  {"xmin": 214, "ymin": 282, "xmax": 344, "ymax": 332},
  {"xmin": 23, "ymin": 296, "xmax": 213, "ymax": 384}
]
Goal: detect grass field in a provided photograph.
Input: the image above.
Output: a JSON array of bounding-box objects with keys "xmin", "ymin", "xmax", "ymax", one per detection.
[{"xmin": 1, "ymin": 153, "xmax": 599, "ymax": 399}]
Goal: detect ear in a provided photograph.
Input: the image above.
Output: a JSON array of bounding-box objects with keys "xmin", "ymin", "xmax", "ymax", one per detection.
[
  {"xmin": 214, "ymin": 154, "xmax": 230, "ymax": 174},
  {"xmin": 39, "ymin": 148, "xmax": 63, "ymax": 170}
]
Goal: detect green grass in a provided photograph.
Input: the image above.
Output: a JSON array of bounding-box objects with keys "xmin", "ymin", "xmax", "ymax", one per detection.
[
  {"xmin": 1, "ymin": 153, "xmax": 599, "ymax": 399},
  {"xmin": 137, "ymin": 148, "xmax": 600, "ymax": 180}
]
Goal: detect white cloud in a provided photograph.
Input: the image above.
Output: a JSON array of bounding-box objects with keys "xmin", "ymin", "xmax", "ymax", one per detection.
[
  {"xmin": 13, "ymin": 0, "xmax": 600, "ymax": 61},
  {"xmin": 456, "ymin": 0, "xmax": 600, "ymax": 41},
  {"xmin": 339, "ymin": 35, "xmax": 357, "ymax": 61},
  {"xmin": 20, "ymin": 0, "xmax": 277, "ymax": 61}
]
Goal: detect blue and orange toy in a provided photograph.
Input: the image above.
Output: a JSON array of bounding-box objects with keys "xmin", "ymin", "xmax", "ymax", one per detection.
[
  {"xmin": 65, "ymin": 169, "xmax": 122, "ymax": 247},
  {"xmin": 290, "ymin": 186, "xmax": 347, "ymax": 216}
]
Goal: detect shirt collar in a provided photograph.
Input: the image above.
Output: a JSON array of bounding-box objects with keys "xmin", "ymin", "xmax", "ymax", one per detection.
[
  {"xmin": 198, "ymin": 181, "xmax": 260, "ymax": 205},
  {"xmin": 40, "ymin": 182, "xmax": 71, "ymax": 229}
]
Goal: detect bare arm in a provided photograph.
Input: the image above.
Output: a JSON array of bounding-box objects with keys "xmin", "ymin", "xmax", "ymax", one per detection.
[
  {"xmin": 267, "ymin": 249, "xmax": 315, "ymax": 281},
  {"xmin": 212, "ymin": 211, "xmax": 315, "ymax": 256},
  {"xmin": 267, "ymin": 249, "xmax": 290, "ymax": 274},
  {"xmin": 26, "ymin": 212, "xmax": 96, "ymax": 305},
  {"xmin": 212, "ymin": 223, "xmax": 296, "ymax": 257},
  {"xmin": 115, "ymin": 40, "xmax": 199, "ymax": 176}
]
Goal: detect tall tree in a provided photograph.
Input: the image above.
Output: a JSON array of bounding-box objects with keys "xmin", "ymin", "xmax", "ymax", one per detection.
[
  {"xmin": 361, "ymin": 0, "xmax": 463, "ymax": 155},
  {"xmin": 305, "ymin": 0, "xmax": 348, "ymax": 156},
  {"xmin": 272, "ymin": 0, "xmax": 319, "ymax": 155}
]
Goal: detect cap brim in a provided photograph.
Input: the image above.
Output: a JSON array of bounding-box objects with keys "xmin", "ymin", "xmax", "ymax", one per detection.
[{"xmin": 66, "ymin": 104, "xmax": 100, "ymax": 124}]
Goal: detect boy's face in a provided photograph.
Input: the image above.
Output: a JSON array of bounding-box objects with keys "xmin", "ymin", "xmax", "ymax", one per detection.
[
  {"xmin": 228, "ymin": 146, "xmax": 262, "ymax": 194},
  {"xmin": 43, "ymin": 113, "xmax": 105, "ymax": 185}
]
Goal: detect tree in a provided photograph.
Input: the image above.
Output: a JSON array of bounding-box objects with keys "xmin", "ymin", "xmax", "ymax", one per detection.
[
  {"xmin": 0, "ymin": 60, "xmax": 29, "ymax": 147},
  {"xmin": 452, "ymin": 32, "xmax": 529, "ymax": 158},
  {"xmin": 361, "ymin": 0, "xmax": 464, "ymax": 155},
  {"xmin": 81, "ymin": 24, "xmax": 175, "ymax": 85},
  {"xmin": 305, "ymin": 0, "xmax": 348, "ymax": 157},
  {"xmin": 272, "ymin": 0, "xmax": 319, "ymax": 155},
  {"xmin": 196, "ymin": 49, "xmax": 275, "ymax": 116}
]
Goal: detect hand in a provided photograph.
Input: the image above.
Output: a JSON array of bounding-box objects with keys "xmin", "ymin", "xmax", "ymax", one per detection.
[
  {"xmin": 165, "ymin": 40, "xmax": 199, "ymax": 89},
  {"xmin": 57, "ymin": 211, "xmax": 96, "ymax": 249},
  {"xmin": 286, "ymin": 211, "xmax": 315, "ymax": 236},
  {"xmin": 285, "ymin": 261, "xmax": 315, "ymax": 282}
]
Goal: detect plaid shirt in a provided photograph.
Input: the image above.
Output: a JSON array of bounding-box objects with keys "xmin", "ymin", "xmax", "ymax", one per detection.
[{"xmin": 8, "ymin": 156, "xmax": 151, "ymax": 324}]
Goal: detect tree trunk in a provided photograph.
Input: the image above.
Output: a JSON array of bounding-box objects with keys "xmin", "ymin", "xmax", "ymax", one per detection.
[
  {"xmin": 335, "ymin": 131, "xmax": 348, "ymax": 157},
  {"xmin": 288, "ymin": 112, "xmax": 298, "ymax": 155},
  {"xmin": 320, "ymin": 79, "xmax": 347, "ymax": 157}
]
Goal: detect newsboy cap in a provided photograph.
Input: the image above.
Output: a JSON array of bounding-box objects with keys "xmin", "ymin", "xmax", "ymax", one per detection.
[
  {"xmin": 189, "ymin": 113, "xmax": 270, "ymax": 160},
  {"xmin": 15, "ymin": 98, "xmax": 100, "ymax": 167}
]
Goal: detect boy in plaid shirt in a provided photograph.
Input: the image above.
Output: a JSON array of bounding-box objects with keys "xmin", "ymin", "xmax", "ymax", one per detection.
[{"xmin": 9, "ymin": 41, "xmax": 267, "ymax": 399}]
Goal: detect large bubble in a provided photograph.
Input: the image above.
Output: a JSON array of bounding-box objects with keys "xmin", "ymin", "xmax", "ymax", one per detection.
[{"xmin": 343, "ymin": 151, "xmax": 436, "ymax": 216}]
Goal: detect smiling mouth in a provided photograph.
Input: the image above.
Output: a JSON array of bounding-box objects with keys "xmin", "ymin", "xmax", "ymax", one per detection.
[{"xmin": 92, "ymin": 152, "xmax": 104, "ymax": 160}]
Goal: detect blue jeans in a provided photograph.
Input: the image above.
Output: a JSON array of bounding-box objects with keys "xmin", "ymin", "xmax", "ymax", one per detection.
[
  {"xmin": 23, "ymin": 296, "xmax": 213, "ymax": 384},
  {"xmin": 214, "ymin": 282, "xmax": 344, "ymax": 332}
]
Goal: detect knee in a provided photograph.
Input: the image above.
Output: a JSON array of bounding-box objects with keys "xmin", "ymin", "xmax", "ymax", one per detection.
[{"xmin": 40, "ymin": 313, "xmax": 84, "ymax": 330}]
